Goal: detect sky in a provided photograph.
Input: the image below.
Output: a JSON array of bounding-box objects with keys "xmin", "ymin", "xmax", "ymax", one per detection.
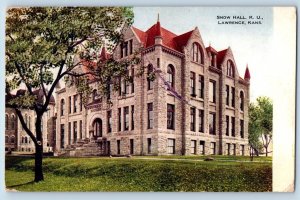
[{"xmin": 133, "ymin": 7, "xmax": 275, "ymax": 102}]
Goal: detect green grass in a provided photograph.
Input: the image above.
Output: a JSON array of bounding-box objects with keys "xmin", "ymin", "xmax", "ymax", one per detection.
[{"xmin": 5, "ymin": 156, "xmax": 272, "ymax": 192}]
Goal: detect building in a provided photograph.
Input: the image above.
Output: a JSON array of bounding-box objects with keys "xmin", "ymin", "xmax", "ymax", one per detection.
[
  {"xmin": 5, "ymin": 89, "xmax": 56, "ymax": 153},
  {"xmin": 55, "ymin": 18, "xmax": 251, "ymax": 156}
]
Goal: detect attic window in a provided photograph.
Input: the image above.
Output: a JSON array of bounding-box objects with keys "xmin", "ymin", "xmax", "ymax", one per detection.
[
  {"xmin": 192, "ymin": 43, "xmax": 204, "ymax": 64},
  {"xmin": 226, "ymin": 60, "xmax": 235, "ymax": 77}
]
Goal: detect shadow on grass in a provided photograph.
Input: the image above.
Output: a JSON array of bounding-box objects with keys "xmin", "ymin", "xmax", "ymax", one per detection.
[{"xmin": 7, "ymin": 181, "xmax": 35, "ymax": 188}]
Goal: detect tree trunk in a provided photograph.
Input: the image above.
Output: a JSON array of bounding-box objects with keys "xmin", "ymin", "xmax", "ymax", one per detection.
[
  {"xmin": 265, "ymin": 147, "xmax": 268, "ymax": 157},
  {"xmin": 34, "ymin": 144, "xmax": 44, "ymax": 182}
]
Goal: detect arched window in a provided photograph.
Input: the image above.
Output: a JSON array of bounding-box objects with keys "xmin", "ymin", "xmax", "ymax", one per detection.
[
  {"xmin": 25, "ymin": 137, "xmax": 28, "ymax": 144},
  {"xmin": 10, "ymin": 136, "xmax": 15, "ymax": 144},
  {"xmin": 240, "ymin": 91, "xmax": 244, "ymax": 111},
  {"xmin": 21, "ymin": 136, "xmax": 24, "ymax": 144},
  {"xmin": 93, "ymin": 118, "xmax": 102, "ymax": 137},
  {"xmin": 5, "ymin": 135, "xmax": 9, "ymax": 143},
  {"xmin": 5, "ymin": 114, "xmax": 9, "ymax": 130},
  {"xmin": 60, "ymin": 99, "xmax": 65, "ymax": 116},
  {"xmin": 227, "ymin": 60, "xmax": 235, "ymax": 77},
  {"xmin": 11, "ymin": 115, "xmax": 15, "ymax": 130},
  {"xmin": 192, "ymin": 43, "xmax": 204, "ymax": 64},
  {"xmin": 167, "ymin": 64, "xmax": 175, "ymax": 88},
  {"xmin": 147, "ymin": 64, "xmax": 154, "ymax": 90}
]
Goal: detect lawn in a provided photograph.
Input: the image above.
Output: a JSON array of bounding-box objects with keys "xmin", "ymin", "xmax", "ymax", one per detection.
[{"xmin": 5, "ymin": 156, "xmax": 272, "ymax": 192}]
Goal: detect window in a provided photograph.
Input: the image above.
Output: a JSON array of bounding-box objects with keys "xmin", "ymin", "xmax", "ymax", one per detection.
[
  {"xmin": 167, "ymin": 139, "xmax": 175, "ymax": 154},
  {"xmin": 226, "ymin": 85, "xmax": 229, "ymax": 106},
  {"xmin": 107, "ymin": 141, "xmax": 111, "ymax": 155},
  {"xmin": 129, "ymin": 39, "xmax": 133, "ymax": 55},
  {"xmin": 130, "ymin": 139, "xmax": 134, "ymax": 155},
  {"xmin": 107, "ymin": 111, "xmax": 112, "ymax": 133},
  {"xmin": 11, "ymin": 115, "xmax": 15, "ymax": 130},
  {"xmin": 68, "ymin": 96, "xmax": 72, "ymax": 113},
  {"xmin": 191, "ymin": 140, "xmax": 196, "ymax": 154},
  {"xmin": 190, "ymin": 72, "xmax": 196, "ymax": 96},
  {"xmin": 147, "ymin": 138, "xmax": 152, "ymax": 154},
  {"xmin": 199, "ymin": 109, "xmax": 204, "ymax": 132},
  {"xmin": 190, "ymin": 107, "xmax": 196, "ymax": 132},
  {"xmin": 131, "ymin": 67, "xmax": 135, "ymax": 93},
  {"xmin": 10, "ymin": 137, "xmax": 15, "ymax": 145},
  {"xmin": 240, "ymin": 91, "xmax": 244, "ymax": 111},
  {"xmin": 226, "ymin": 143, "xmax": 231, "ymax": 155},
  {"xmin": 227, "ymin": 60, "xmax": 234, "ymax": 77},
  {"xmin": 210, "ymin": 142, "xmax": 216, "ymax": 155},
  {"xmin": 192, "ymin": 43, "xmax": 203, "ymax": 64},
  {"xmin": 124, "ymin": 107, "xmax": 129, "ymax": 131},
  {"xmin": 80, "ymin": 94, "xmax": 83, "ymax": 111},
  {"xmin": 5, "ymin": 135, "xmax": 9, "ymax": 143},
  {"xmin": 79, "ymin": 120, "xmax": 83, "ymax": 139},
  {"xmin": 117, "ymin": 140, "xmax": 121, "ymax": 154},
  {"xmin": 231, "ymin": 117, "xmax": 235, "ymax": 137},
  {"xmin": 232, "ymin": 144, "xmax": 236, "ymax": 155},
  {"xmin": 131, "ymin": 105, "xmax": 134, "ymax": 130},
  {"xmin": 68, "ymin": 122, "xmax": 71, "ymax": 144},
  {"xmin": 200, "ymin": 141, "xmax": 205, "ymax": 155},
  {"xmin": 93, "ymin": 118, "xmax": 102, "ymax": 137},
  {"xmin": 199, "ymin": 75, "xmax": 204, "ymax": 99},
  {"xmin": 118, "ymin": 108, "xmax": 121, "ymax": 131},
  {"xmin": 167, "ymin": 104, "xmax": 175, "ymax": 130},
  {"xmin": 240, "ymin": 145, "xmax": 245, "ymax": 156},
  {"xmin": 147, "ymin": 65, "xmax": 154, "ymax": 90},
  {"xmin": 167, "ymin": 64, "xmax": 175, "ymax": 88},
  {"xmin": 231, "ymin": 87, "xmax": 235, "ymax": 107},
  {"xmin": 60, "ymin": 99, "xmax": 65, "ymax": 116},
  {"xmin": 209, "ymin": 113, "xmax": 216, "ymax": 135},
  {"xmin": 73, "ymin": 121, "xmax": 77, "ymax": 143},
  {"xmin": 73, "ymin": 95, "xmax": 78, "ymax": 113},
  {"xmin": 5, "ymin": 114, "xmax": 8, "ymax": 130},
  {"xmin": 92, "ymin": 89, "xmax": 100, "ymax": 101},
  {"xmin": 124, "ymin": 68, "xmax": 130, "ymax": 95},
  {"xmin": 25, "ymin": 137, "xmax": 28, "ymax": 144},
  {"xmin": 148, "ymin": 103, "xmax": 153, "ymax": 129},
  {"xmin": 240, "ymin": 120, "xmax": 244, "ymax": 138},
  {"xmin": 120, "ymin": 41, "xmax": 128, "ymax": 58},
  {"xmin": 209, "ymin": 80, "xmax": 216, "ymax": 103},
  {"xmin": 226, "ymin": 115, "xmax": 229, "ymax": 136}
]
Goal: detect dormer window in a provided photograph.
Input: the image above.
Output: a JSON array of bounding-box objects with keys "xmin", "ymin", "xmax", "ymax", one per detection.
[
  {"xmin": 192, "ymin": 43, "xmax": 204, "ymax": 64},
  {"xmin": 227, "ymin": 60, "xmax": 235, "ymax": 77}
]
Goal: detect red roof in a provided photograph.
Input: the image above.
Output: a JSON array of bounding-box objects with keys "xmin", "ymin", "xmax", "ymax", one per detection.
[
  {"xmin": 132, "ymin": 21, "xmax": 194, "ymax": 52},
  {"xmin": 216, "ymin": 48, "xmax": 228, "ymax": 66},
  {"xmin": 244, "ymin": 66, "xmax": 251, "ymax": 80}
]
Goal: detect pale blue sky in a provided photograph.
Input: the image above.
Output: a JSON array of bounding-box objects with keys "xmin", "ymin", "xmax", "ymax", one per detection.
[{"xmin": 133, "ymin": 7, "xmax": 274, "ymax": 101}]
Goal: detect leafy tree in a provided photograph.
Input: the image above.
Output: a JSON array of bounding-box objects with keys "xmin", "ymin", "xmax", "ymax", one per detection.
[
  {"xmin": 5, "ymin": 7, "xmax": 137, "ymax": 182},
  {"xmin": 248, "ymin": 96, "xmax": 273, "ymax": 158}
]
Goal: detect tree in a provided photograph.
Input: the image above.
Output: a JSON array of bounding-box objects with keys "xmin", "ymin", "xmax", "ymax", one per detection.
[
  {"xmin": 5, "ymin": 7, "xmax": 136, "ymax": 182},
  {"xmin": 248, "ymin": 96, "xmax": 273, "ymax": 158}
]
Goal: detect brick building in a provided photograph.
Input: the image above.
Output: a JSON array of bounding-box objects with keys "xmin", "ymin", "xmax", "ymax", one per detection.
[{"xmin": 55, "ymin": 18, "xmax": 250, "ymax": 156}]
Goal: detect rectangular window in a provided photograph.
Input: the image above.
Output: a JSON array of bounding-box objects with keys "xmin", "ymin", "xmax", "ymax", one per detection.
[
  {"xmin": 120, "ymin": 43, "xmax": 123, "ymax": 58},
  {"xmin": 131, "ymin": 68, "xmax": 134, "ymax": 93},
  {"xmin": 199, "ymin": 75, "xmax": 204, "ymax": 99},
  {"xmin": 209, "ymin": 113, "xmax": 216, "ymax": 135},
  {"xmin": 147, "ymin": 138, "xmax": 152, "ymax": 154},
  {"xmin": 226, "ymin": 143, "xmax": 230, "ymax": 155},
  {"xmin": 68, "ymin": 122, "xmax": 71, "ymax": 145},
  {"xmin": 226, "ymin": 115, "xmax": 229, "ymax": 136},
  {"xmin": 130, "ymin": 139, "xmax": 134, "ymax": 154},
  {"xmin": 107, "ymin": 141, "xmax": 111, "ymax": 155},
  {"xmin": 68, "ymin": 96, "xmax": 72, "ymax": 114},
  {"xmin": 199, "ymin": 109, "xmax": 204, "ymax": 132},
  {"xmin": 131, "ymin": 105, "xmax": 134, "ymax": 130},
  {"xmin": 240, "ymin": 120, "xmax": 244, "ymax": 138},
  {"xmin": 167, "ymin": 104, "xmax": 175, "ymax": 130},
  {"xmin": 129, "ymin": 39, "xmax": 133, "ymax": 55},
  {"xmin": 210, "ymin": 142, "xmax": 216, "ymax": 155},
  {"xmin": 226, "ymin": 85, "xmax": 230, "ymax": 106},
  {"xmin": 124, "ymin": 41, "xmax": 128, "ymax": 57},
  {"xmin": 73, "ymin": 95, "xmax": 78, "ymax": 113},
  {"xmin": 209, "ymin": 80, "xmax": 216, "ymax": 103},
  {"xmin": 117, "ymin": 140, "xmax": 121, "ymax": 155},
  {"xmin": 240, "ymin": 145, "xmax": 245, "ymax": 156},
  {"xmin": 190, "ymin": 72, "xmax": 196, "ymax": 96},
  {"xmin": 200, "ymin": 141, "xmax": 205, "ymax": 155},
  {"xmin": 60, "ymin": 124, "xmax": 65, "ymax": 148},
  {"xmin": 148, "ymin": 103, "xmax": 153, "ymax": 129},
  {"xmin": 118, "ymin": 108, "xmax": 121, "ymax": 131},
  {"xmin": 80, "ymin": 94, "xmax": 83, "ymax": 112},
  {"xmin": 107, "ymin": 111, "xmax": 112, "ymax": 133},
  {"xmin": 147, "ymin": 66, "xmax": 154, "ymax": 90},
  {"xmin": 124, "ymin": 106, "xmax": 129, "ymax": 131},
  {"xmin": 190, "ymin": 107, "xmax": 196, "ymax": 132},
  {"xmin": 232, "ymin": 144, "xmax": 236, "ymax": 155},
  {"xmin": 79, "ymin": 120, "xmax": 83, "ymax": 139},
  {"xmin": 231, "ymin": 117, "xmax": 235, "ymax": 137},
  {"xmin": 73, "ymin": 121, "xmax": 77, "ymax": 143},
  {"xmin": 191, "ymin": 140, "xmax": 196, "ymax": 154},
  {"xmin": 167, "ymin": 139, "xmax": 175, "ymax": 154},
  {"xmin": 231, "ymin": 87, "xmax": 235, "ymax": 107}
]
